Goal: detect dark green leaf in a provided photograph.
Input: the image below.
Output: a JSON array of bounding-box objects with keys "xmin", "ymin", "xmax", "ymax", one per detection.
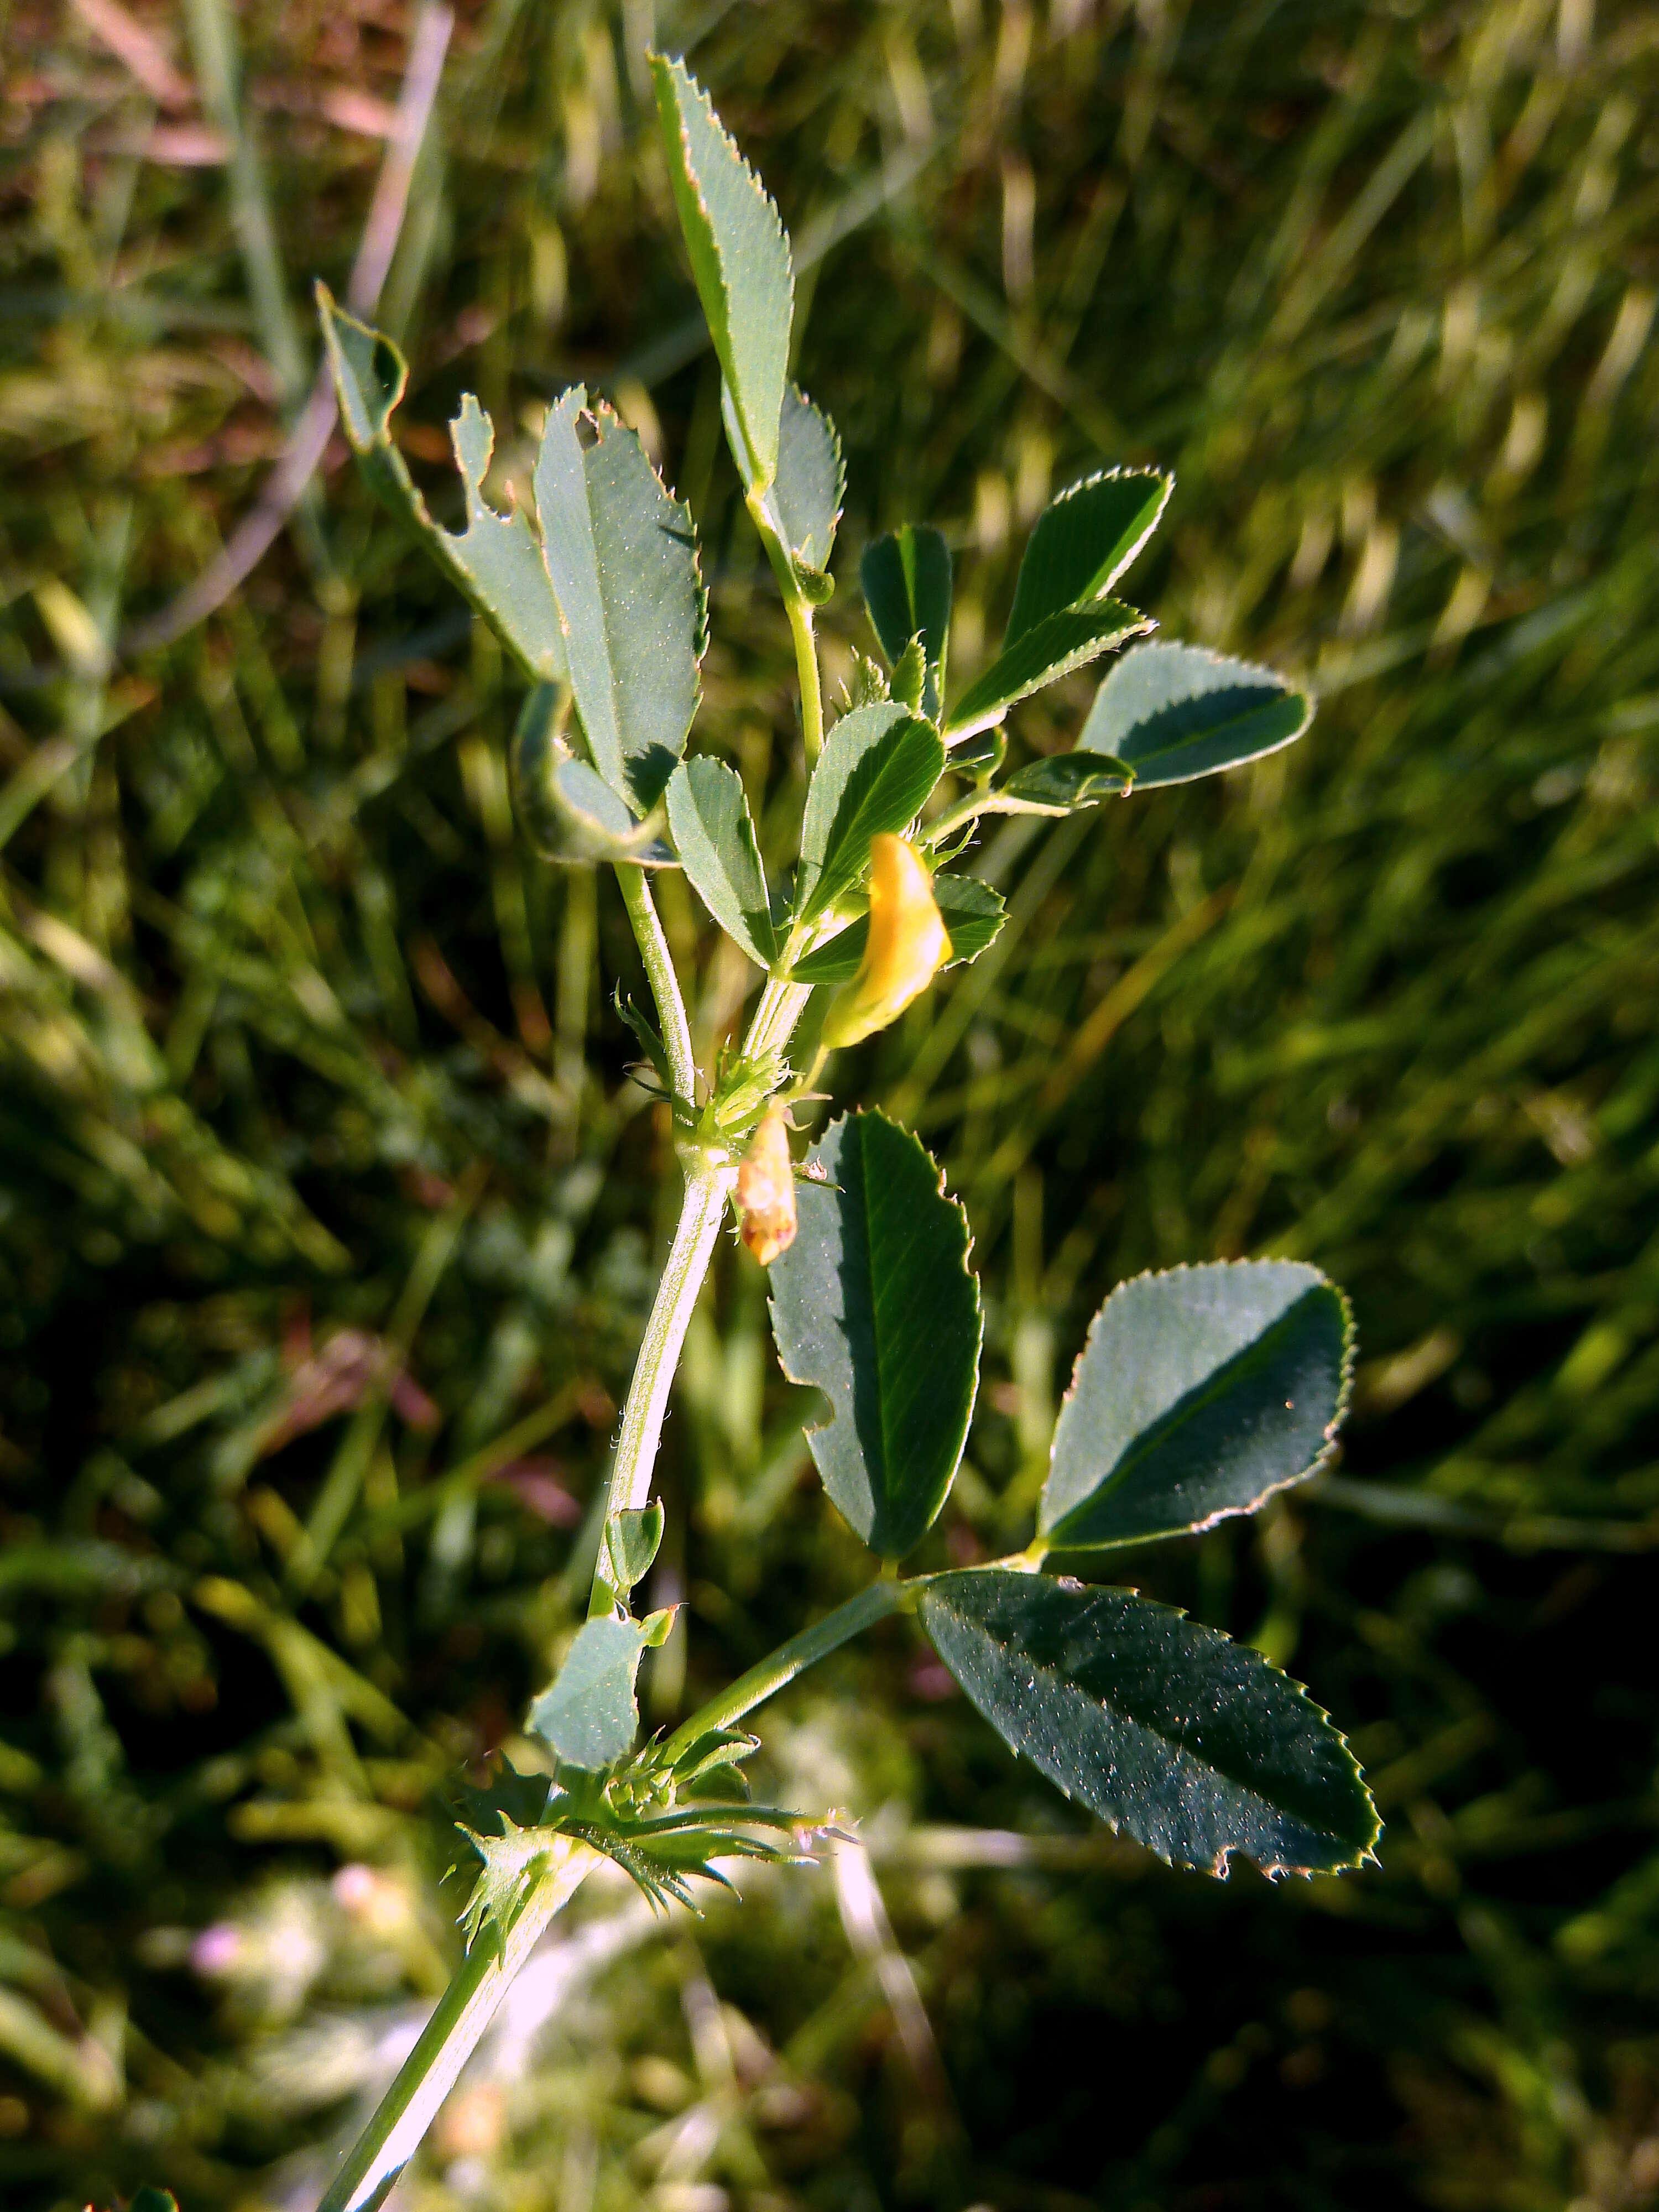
[
  {"xmin": 1080, "ymin": 641, "xmax": 1313, "ymax": 787},
  {"xmin": 1040, "ymin": 1261, "xmax": 1353, "ymax": 1551},
  {"xmin": 770, "ymin": 384, "xmax": 843, "ymax": 573},
  {"xmin": 768, "ymin": 1110, "xmax": 980, "ymax": 1557},
  {"xmin": 861, "ymin": 525, "xmax": 952, "ymax": 719},
  {"xmin": 797, "ymin": 705, "xmax": 945, "ymax": 922},
  {"xmin": 789, "ymin": 874, "xmax": 1006, "ymax": 984},
  {"xmin": 652, "ymin": 55, "xmax": 792, "ymax": 489},
  {"xmin": 527, "ymin": 1612, "xmax": 665, "ymax": 1770},
  {"xmin": 534, "ymin": 388, "xmax": 706, "ymax": 814},
  {"xmin": 919, "ymin": 1570, "xmax": 1378, "ymax": 1876},
  {"xmin": 1006, "ymin": 468, "xmax": 1172, "ymax": 645},
  {"xmin": 666, "ymin": 757, "xmax": 776, "ymax": 966},
  {"xmin": 510, "ymin": 685, "xmax": 674, "ymax": 865},
  {"xmin": 318, "ymin": 288, "xmax": 568, "ymax": 685},
  {"xmin": 999, "ymin": 752, "xmax": 1135, "ymax": 814},
  {"xmin": 946, "ymin": 601, "xmax": 1152, "ymax": 737}
]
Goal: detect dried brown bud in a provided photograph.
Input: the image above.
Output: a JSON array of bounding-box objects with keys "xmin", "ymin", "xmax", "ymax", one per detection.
[{"xmin": 737, "ymin": 1103, "xmax": 797, "ymax": 1266}]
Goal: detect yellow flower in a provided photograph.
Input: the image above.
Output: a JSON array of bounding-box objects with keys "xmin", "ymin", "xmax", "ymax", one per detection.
[
  {"xmin": 736, "ymin": 1103, "xmax": 797, "ymax": 1265},
  {"xmin": 822, "ymin": 834, "xmax": 953, "ymax": 1051}
]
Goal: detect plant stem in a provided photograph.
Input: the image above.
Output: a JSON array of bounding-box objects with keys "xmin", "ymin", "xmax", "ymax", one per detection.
[
  {"xmin": 617, "ymin": 863, "xmax": 696, "ymax": 1104},
  {"xmin": 659, "ymin": 1578, "xmax": 911, "ymax": 1767},
  {"xmin": 745, "ymin": 489, "xmax": 825, "ymax": 765},
  {"xmin": 315, "ymin": 1840, "xmax": 600, "ymax": 2212}
]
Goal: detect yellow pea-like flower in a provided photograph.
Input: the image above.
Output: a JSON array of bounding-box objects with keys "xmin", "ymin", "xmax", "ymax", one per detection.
[
  {"xmin": 736, "ymin": 1103, "xmax": 797, "ymax": 1265},
  {"xmin": 821, "ymin": 834, "xmax": 953, "ymax": 1051}
]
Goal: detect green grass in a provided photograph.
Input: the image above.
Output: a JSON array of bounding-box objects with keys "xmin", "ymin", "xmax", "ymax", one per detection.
[{"xmin": 2, "ymin": 1, "xmax": 1659, "ymax": 2206}]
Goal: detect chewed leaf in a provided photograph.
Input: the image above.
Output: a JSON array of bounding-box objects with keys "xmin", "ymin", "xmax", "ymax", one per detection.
[
  {"xmin": 527, "ymin": 1611, "xmax": 670, "ymax": 1771},
  {"xmin": 1080, "ymin": 641, "xmax": 1313, "ymax": 787},
  {"xmin": 1005, "ymin": 468, "xmax": 1172, "ymax": 646},
  {"xmin": 653, "ymin": 54, "xmax": 793, "ymax": 489},
  {"xmin": 1039, "ymin": 1261, "xmax": 1353, "ymax": 1552},
  {"xmin": 919, "ymin": 1570, "xmax": 1379, "ymax": 1876},
  {"xmin": 771, "ymin": 385, "xmax": 844, "ymax": 573},
  {"xmin": 945, "ymin": 601, "xmax": 1152, "ymax": 738},
  {"xmin": 790, "ymin": 874, "xmax": 1005, "ymax": 984},
  {"xmin": 796, "ymin": 704, "xmax": 944, "ymax": 922},
  {"xmin": 861, "ymin": 525, "xmax": 952, "ymax": 721},
  {"xmin": 534, "ymin": 388, "xmax": 706, "ymax": 814},
  {"xmin": 510, "ymin": 686, "xmax": 674, "ymax": 867},
  {"xmin": 318, "ymin": 287, "xmax": 567, "ymax": 684},
  {"xmin": 666, "ymin": 755, "xmax": 776, "ymax": 966},
  {"xmin": 768, "ymin": 1110, "xmax": 980, "ymax": 1557}
]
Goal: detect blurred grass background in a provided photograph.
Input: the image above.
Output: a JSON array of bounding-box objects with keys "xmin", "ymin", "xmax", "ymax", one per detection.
[{"xmin": 2, "ymin": 0, "xmax": 1659, "ymax": 2206}]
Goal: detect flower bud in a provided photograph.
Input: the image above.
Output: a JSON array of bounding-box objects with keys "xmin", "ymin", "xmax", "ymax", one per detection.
[
  {"xmin": 821, "ymin": 834, "xmax": 953, "ymax": 1051},
  {"xmin": 737, "ymin": 1103, "xmax": 797, "ymax": 1265}
]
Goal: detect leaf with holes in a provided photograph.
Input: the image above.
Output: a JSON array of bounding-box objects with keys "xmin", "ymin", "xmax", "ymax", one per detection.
[
  {"xmin": 534, "ymin": 388, "xmax": 706, "ymax": 815},
  {"xmin": 1039, "ymin": 1261, "xmax": 1353, "ymax": 1552},
  {"xmin": 666, "ymin": 756, "xmax": 776, "ymax": 967},
  {"xmin": 1005, "ymin": 468, "xmax": 1172, "ymax": 646},
  {"xmin": 919, "ymin": 1569, "xmax": 1378, "ymax": 1876},
  {"xmin": 1079, "ymin": 641, "xmax": 1313, "ymax": 787},
  {"xmin": 318, "ymin": 288, "xmax": 568, "ymax": 685},
  {"xmin": 796, "ymin": 705, "xmax": 944, "ymax": 924},
  {"xmin": 945, "ymin": 601, "xmax": 1152, "ymax": 738},
  {"xmin": 768, "ymin": 1110, "xmax": 980, "ymax": 1557},
  {"xmin": 790, "ymin": 874, "xmax": 1006, "ymax": 984},
  {"xmin": 861, "ymin": 525, "xmax": 952, "ymax": 721},
  {"xmin": 653, "ymin": 54, "xmax": 792, "ymax": 489}
]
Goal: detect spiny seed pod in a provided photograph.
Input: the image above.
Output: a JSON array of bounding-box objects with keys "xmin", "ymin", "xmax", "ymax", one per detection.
[
  {"xmin": 737, "ymin": 1103, "xmax": 797, "ymax": 1265},
  {"xmin": 822, "ymin": 834, "xmax": 953, "ymax": 1051}
]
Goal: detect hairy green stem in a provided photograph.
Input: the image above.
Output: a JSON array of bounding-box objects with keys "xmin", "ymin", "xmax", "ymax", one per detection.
[
  {"xmin": 745, "ymin": 489, "xmax": 825, "ymax": 765},
  {"xmin": 660, "ymin": 1578, "xmax": 911, "ymax": 1768},
  {"xmin": 617, "ymin": 864, "xmax": 696, "ymax": 1104},
  {"xmin": 315, "ymin": 1840, "xmax": 600, "ymax": 2212}
]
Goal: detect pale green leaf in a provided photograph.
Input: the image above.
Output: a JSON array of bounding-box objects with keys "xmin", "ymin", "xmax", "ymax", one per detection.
[
  {"xmin": 796, "ymin": 704, "xmax": 945, "ymax": 922},
  {"xmin": 601, "ymin": 1504, "xmax": 665, "ymax": 1600},
  {"xmin": 1005, "ymin": 468, "xmax": 1172, "ymax": 645},
  {"xmin": 860, "ymin": 525, "xmax": 952, "ymax": 720},
  {"xmin": 665, "ymin": 756, "xmax": 776, "ymax": 966},
  {"xmin": 998, "ymin": 752, "xmax": 1135, "ymax": 814},
  {"xmin": 1079, "ymin": 641, "xmax": 1313, "ymax": 786},
  {"xmin": 527, "ymin": 1614, "xmax": 655, "ymax": 1770},
  {"xmin": 768, "ymin": 1110, "xmax": 980, "ymax": 1558},
  {"xmin": 919, "ymin": 1570, "xmax": 1378, "ymax": 1876},
  {"xmin": 534, "ymin": 388, "xmax": 706, "ymax": 814},
  {"xmin": 652, "ymin": 54, "xmax": 792, "ymax": 489},
  {"xmin": 770, "ymin": 385, "xmax": 843, "ymax": 573},
  {"xmin": 510, "ymin": 686, "xmax": 674, "ymax": 867},
  {"xmin": 317, "ymin": 287, "xmax": 568, "ymax": 685},
  {"xmin": 945, "ymin": 601, "xmax": 1152, "ymax": 737}
]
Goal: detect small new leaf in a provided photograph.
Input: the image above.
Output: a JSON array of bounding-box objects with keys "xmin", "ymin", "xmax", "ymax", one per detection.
[
  {"xmin": 796, "ymin": 704, "xmax": 945, "ymax": 923},
  {"xmin": 652, "ymin": 55, "xmax": 793, "ymax": 489},
  {"xmin": 768, "ymin": 1110, "xmax": 980, "ymax": 1556},
  {"xmin": 919, "ymin": 1570, "xmax": 1379, "ymax": 1876},
  {"xmin": 998, "ymin": 752, "xmax": 1135, "ymax": 815},
  {"xmin": 666, "ymin": 756, "xmax": 776, "ymax": 966},
  {"xmin": 601, "ymin": 1504, "xmax": 665, "ymax": 1600},
  {"xmin": 1039, "ymin": 1261, "xmax": 1353, "ymax": 1552},
  {"xmin": 1079, "ymin": 640, "xmax": 1313, "ymax": 787},
  {"xmin": 317, "ymin": 288, "xmax": 568, "ymax": 685},
  {"xmin": 770, "ymin": 385, "xmax": 844, "ymax": 572},
  {"xmin": 861, "ymin": 525, "xmax": 952, "ymax": 721},
  {"xmin": 528, "ymin": 1614, "xmax": 662, "ymax": 1771},
  {"xmin": 534, "ymin": 389, "xmax": 706, "ymax": 814}
]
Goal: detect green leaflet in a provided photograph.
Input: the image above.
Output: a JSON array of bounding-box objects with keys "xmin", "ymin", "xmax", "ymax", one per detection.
[
  {"xmin": 789, "ymin": 874, "xmax": 1007, "ymax": 984},
  {"xmin": 652, "ymin": 54, "xmax": 792, "ymax": 490},
  {"xmin": 998, "ymin": 752, "xmax": 1135, "ymax": 815},
  {"xmin": 770, "ymin": 385, "xmax": 844, "ymax": 575},
  {"xmin": 1039, "ymin": 1261, "xmax": 1353, "ymax": 1552},
  {"xmin": 599, "ymin": 1504, "xmax": 665, "ymax": 1601},
  {"xmin": 796, "ymin": 703, "xmax": 945, "ymax": 923},
  {"xmin": 919, "ymin": 1571, "xmax": 1379, "ymax": 1876},
  {"xmin": 1079, "ymin": 641, "xmax": 1313, "ymax": 787},
  {"xmin": 534, "ymin": 388, "xmax": 706, "ymax": 816},
  {"xmin": 665, "ymin": 756, "xmax": 776, "ymax": 967},
  {"xmin": 1005, "ymin": 468, "xmax": 1172, "ymax": 646},
  {"xmin": 860, "ymin": 525, "xmax": 952, "ymax": 721},
  {"xmin": 526, "ymin": 1610, "xmax": 672, "ymax": 1771},
  {"xmin": 317, "ymin": 287, "xmax": 568, "ymax": 685},
  {"xmin": 945, "ymin": 601, "xmax": 1152, "ymax": 738},
  {"xmin": 510, "ymin": 686, "xmax": 674, "ymax": 867},
  {"xmin": 768, "ymin": 1110, "xmax": 980, "ymax": 1558}
]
